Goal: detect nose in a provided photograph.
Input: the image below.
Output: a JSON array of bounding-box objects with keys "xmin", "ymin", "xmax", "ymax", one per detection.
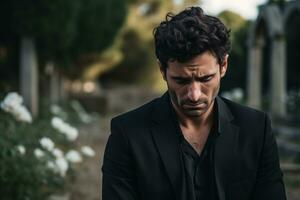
[{"xmin": 187, "ymin": 82, "xmax": 202, "ymax": 103}]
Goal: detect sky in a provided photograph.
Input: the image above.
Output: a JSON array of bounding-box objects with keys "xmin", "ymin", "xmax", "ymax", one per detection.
[{"xmin": 200, "ymin": 0, "xmax": 268, "ymax": 19}]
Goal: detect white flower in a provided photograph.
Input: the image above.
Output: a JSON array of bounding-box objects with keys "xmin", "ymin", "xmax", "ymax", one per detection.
[
  {"xmin": 50, "ymin": 104, "xmax": 68, "ymax": 119},
  {"xmin": 55, "ymin": 157, "xmax": 69, "ymax": 176},
  {"xmin": 51, "ymin": 117, "xmax": 64, "ymax": 129},
  {"xmin": 50, "ymin": 104, "xmax": 62, "ymax": 115},
  {"xmin": 0, "ymin": 92, "xmax": 23, "ymax": 112},
  {"xmin": 70, "ymin": 100, "xmax": 92, "ymax": 124},
  {"xmin": 47, "ymin": 157, "xmax": 69, "ymax": 177},
  {"xmin": 64, "ymin": 127, "xmax": 78, "ymax": 141},
  {"xmin": 34, "ymin": 148, "xmax": 45, "ymax": 159},
  {"xmin": 81, "ymin": 146, "xmax": 95, "ymax": 157},
  {"xmin": 55, "ymin": 157, "xmax": 69, "ymax": 177},
  {"xmin": 17, "ymin": 145, "xmax": 26, "ymax": 155},
  {"xmin": 1, "ymin": 92, "xmax": 32, "ymax": 123},
  {"xmin": 52, "ymin": 148, "xmax": 63, "ymax": 158},
  {"xmin": 51, "ymin": 117, "xmax": 78, "ymax": 141},
  {"xmin": 47, "ymin": 161, "xmax": 56, "ymax": 170},
  {"xmin": 40, "ymin": 137, "xmax": 55, "ymax": 151},
  {"xmin": 65, "ymin": 150, "xmax": 82, "ymax": 163},
  {"xmin": 11, "ymin": 104, "xmax": 32, "ymax": 123}
]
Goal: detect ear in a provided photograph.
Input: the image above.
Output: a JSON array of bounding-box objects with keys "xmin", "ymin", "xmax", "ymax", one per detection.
[
  {"xmin": 157, "ymin": 59, "xmax": 167, "ymax": 81},
  {"xmin": 220, "ymin": 54, "xmax": 228, "ymax": 78}
]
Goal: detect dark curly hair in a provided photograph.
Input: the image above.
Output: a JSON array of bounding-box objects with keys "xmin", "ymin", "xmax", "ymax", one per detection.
[{"xmin": 153, "ymin": 7, "xmax": 230, "ymax": 70}]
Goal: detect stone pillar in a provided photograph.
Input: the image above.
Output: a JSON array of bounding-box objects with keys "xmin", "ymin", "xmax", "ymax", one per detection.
[
  {"xmin": 247, "ymin": 37, "xmax": 265, "ymax": 109},
  {"xmin": 46, "ymin": 61, "xmax": 61, "ymax": 104},
  {"xmin": 59, "ymin": 77, "xmax": 69, "ymax": 101},
  {"xmin": 270, "ymin": 36, "xmax": 286, "ymax": 117},
  {"xmin": 50, "ymin": 71, "xmax": 60, "ymax": 104},
  {"xmin": 46, "ymin": 61, "xmax": 62, "ymax": 104},
  {"xmin": 20, "ymin": 37, "xmax": 39, "ymax": 117}
]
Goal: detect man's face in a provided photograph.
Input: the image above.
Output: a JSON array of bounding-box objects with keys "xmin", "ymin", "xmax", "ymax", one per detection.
[{"xmin": 160, "ymin": 51, "xmax": 228, "ymax": 119}]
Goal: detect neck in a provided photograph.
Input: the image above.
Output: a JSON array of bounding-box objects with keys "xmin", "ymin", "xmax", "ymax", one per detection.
[{"xmin": 172, "ymin": 99, "xmax": 215, "ymax": 128}]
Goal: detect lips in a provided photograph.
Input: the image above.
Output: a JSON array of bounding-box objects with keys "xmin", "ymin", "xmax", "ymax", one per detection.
[{"xmin": 183, "ymin": 102, "xmax": 206, "ymax": 109}]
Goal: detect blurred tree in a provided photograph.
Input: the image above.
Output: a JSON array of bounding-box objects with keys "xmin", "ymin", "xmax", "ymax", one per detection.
[
  {"xmin": 0, "ymin": 0, "xmax": 81, "ymax": 115},
  {"xmin": 218, "ymin": 11, "xmax": 245, "ymax": 34},
  {"xmin": 99, "ymin": 0, "xmax": 200, "ymax": 92},
  {"xmin": 0, "ymin": 0, "xmax": 81, "ymax": 68},
  {"xmin": 218, "ymin": 10, "xmax": 249, "ymax": 93},
  {"xmin": 66, "ymin": 0, "xmax": 127, "ymax": 79},
  {"xmin": 0, "ymin": 0, "xmax": 128, "ymax": 77},
  {"xmin": 0, "ymin": 0, "xmax": 128, "ymax": 114},
  {"xmin": 100, "ymin": 29, "xmax": 154, "ymax": 85}
]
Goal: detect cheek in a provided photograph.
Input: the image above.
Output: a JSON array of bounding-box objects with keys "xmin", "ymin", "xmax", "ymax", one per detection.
[
  {"xmin": 167, "ymin": 82, "xmax": 178, "ymax": 98},
  {"xmin": 168, "ymin": 89, "xmax": 177, "ymax": 99},
  {"xmin": 204, "ymin": 79, "xmax": 220, "ymax": 96},
  {"xmin": 168, "ymin": 87, "xmax": 182, "ymax": 106},
  {"xmin": 211, "ymin": 80, "xmax": 221, "ymax": 97},
  {"xmin": 167, "ymin": 80, "xmax": 184, "ymax": 97},
  {"xmin": 167, "ymin": 83, "xmax": 188, "ymax": 105}
]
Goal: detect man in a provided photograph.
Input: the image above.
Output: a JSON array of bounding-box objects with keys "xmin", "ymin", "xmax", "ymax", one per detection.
[{"xmin": 102, "ymin": 7, "xmax": 286, "ymax": 200}]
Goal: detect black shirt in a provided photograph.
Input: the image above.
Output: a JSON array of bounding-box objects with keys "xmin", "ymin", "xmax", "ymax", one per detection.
[{"xmin": 169, "ymin": 100, "xmax": 219, "ymax": 200}]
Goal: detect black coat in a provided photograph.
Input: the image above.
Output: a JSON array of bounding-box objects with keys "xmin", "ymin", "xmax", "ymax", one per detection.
[{"xmin": 102, "ymin": 93, "xmax": 286, "ymax": 200}]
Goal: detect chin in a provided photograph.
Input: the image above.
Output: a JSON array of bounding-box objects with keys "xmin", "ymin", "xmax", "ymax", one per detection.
[{"xmin": 184, "ymin": 110, "xmax": 205, "ymax": 117}]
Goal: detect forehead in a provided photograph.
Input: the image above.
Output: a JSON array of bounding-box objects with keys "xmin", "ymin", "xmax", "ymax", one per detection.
[{"xmin": 167, "ymin": 51, "xmax": 219, "ymax": 76}]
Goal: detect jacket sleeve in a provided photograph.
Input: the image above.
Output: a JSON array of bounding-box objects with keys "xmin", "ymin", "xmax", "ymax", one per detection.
[
  {"xmin": 252, "ymin": 114, "xmax": 287, "ymax": 200},
  {"xmin": 102, "ymin": 118, "xmax": 139, "ymax": 200}
]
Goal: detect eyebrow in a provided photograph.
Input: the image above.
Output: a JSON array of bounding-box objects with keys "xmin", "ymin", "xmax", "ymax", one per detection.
[{"xmin": 170, "ymin": 73, "xmax": 215, "ymax": 80}]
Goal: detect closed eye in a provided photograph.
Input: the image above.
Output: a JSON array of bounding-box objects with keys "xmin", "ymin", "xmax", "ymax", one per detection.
[
  {"xmin": 199, "ymin": 75, "xmax": 213, "ymax": 82},
  {"xmin": 174, "ymin": 78, "xmax": 191, "ymax": 85},
  {"xmin": 175, "ymin": 79, "xmax": 191, "ymax": 85},
  {"xmin": 171, "ymin": 74, "xmax": 214, "ymax": 84}
]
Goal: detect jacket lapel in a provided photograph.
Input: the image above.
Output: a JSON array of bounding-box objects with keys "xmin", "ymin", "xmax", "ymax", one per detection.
[
  {"xmin": 214, "ymin": 97, "xmax": 240, "ymax": 200},
  {"xmin": 150, "ymin": 93, "xmax": 184, "ymax": 200}
]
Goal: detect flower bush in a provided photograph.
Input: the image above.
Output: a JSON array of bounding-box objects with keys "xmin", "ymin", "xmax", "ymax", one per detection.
[{"xmin": 0, "ymin": 92, "xmax": 95, "ymax": 199}]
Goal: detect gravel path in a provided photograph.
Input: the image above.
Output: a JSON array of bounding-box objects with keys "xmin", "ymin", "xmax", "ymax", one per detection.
[{"xmin": 68, "ymin": 115, "xmax": 111, "ymax": 200}]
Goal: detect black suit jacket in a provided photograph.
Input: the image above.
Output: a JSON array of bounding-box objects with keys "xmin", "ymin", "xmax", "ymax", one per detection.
[{"xmin": 102, "ymin": 93, "xmax": 286, "ymax": 200}]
